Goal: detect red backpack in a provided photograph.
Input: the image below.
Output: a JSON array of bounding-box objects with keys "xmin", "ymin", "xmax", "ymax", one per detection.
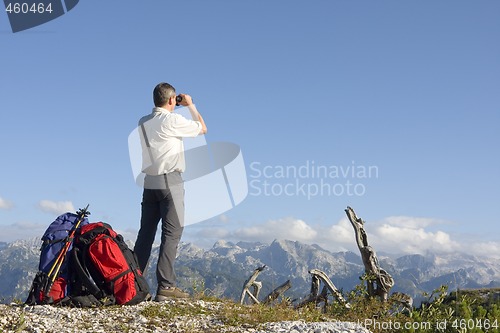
[{"xmin": 72, "ymin": 222, "xmax": 150, "ymax": 305}]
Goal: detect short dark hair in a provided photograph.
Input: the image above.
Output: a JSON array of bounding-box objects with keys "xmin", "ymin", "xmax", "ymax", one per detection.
[{"xmin": 153, "ymin": 82, "xmax": 176, "ymax": 107}]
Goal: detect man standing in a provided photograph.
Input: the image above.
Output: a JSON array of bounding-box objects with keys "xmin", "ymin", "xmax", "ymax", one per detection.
[{"xmin": 134, "ymin": 82, "xmax": 207, "ymax": 300}]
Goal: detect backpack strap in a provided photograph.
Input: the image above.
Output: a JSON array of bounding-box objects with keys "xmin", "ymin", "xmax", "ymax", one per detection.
[
  {"xmin": 140, "ymin": 123, "xmax": 155, "ymax": 165},
  {"xmin": 71, "ymin": 247, "xmax": 104, "ymax": 298},
  {"xmin": 25, "ymin": 272, "xmax": 46, "ymax": 305},
  {"xmin": 77, "ymin": 224, "xmax": 112, "ymax": 244},
  {"xmin": 116, "ymin": 238, "xmax": 150, "ymax": 294},
  {"xmin": 42, "ymin": 237, "xmax": 68, "ymax": 246}
]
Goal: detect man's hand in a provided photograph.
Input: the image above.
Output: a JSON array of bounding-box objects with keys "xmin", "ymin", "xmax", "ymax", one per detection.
[
  {"xmin": 178, "ymin": 94, "xmax": 193, "ymax": 106},
  {"xmin": 180, "ymin": 95, "xmax": 207, "ymax": 135}
]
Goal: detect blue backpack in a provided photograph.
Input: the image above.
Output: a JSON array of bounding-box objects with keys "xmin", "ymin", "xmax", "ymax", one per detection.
[{"xmin": 26, "ymin": 208, "xmax": 90, "ymax": 305}]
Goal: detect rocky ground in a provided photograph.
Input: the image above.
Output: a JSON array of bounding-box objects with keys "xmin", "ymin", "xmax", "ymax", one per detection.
[{"xmin": 0, "ymin": 299, "xmax": 372, "ymax": 333}]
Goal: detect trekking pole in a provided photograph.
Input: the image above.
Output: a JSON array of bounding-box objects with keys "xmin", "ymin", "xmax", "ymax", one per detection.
[{"xmin": 46, "ymin": 205, "xmax": 90, "ymax": 285}]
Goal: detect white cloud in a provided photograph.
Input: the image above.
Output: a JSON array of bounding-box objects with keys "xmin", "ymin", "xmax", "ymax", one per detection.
[
  {"xmin": 233, "ymin": 217, "xmax": 317, "ymax": 244},
  {"xmin": 468, "ymin": 241, "xmax": 500, "ymax": 259},
  {"xmin": 2, "ymin": 210, "xmax": 499, "ymax": 261},
  {"xmin": 382, "ymin": 216, "xmax": 448, "ymax": 229},
  {"xmin": 38, "ymin": 200, "xmax": 75, "ymax": 215},
  {"xmin": 0, "ymin": 221, "xmax": 47, "ymax": 242},
  {"xmin": 370, "ymin": 222, "xmax": 460, "ymax": 255},
  {"xmin": 168, "ymin": 213, "xmax": 500, "ymax": 259},
  {"xmin": 0, "ymin": 197, "xmax": 14, "ymax": 210},
  {"xmin": 192, "ymin": 214, "xmax": 492, "ymax": 256},
  {"xmin": 300, "ymin": 218, "xmax": 360, "ymax": 253},
  {"xmin": 185, "ymin": 215, "xmax": 453, "ymax": 254},
  {"xmin": 300, "ymin": 216, "xmax": 464, "ymax": 255},
  {"xmin": 325, "ymin": 218, "xmax": 355, "ymax": 244}
]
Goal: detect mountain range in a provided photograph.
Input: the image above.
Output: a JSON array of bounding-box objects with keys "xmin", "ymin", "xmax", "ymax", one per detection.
[{"xmin": 1, "ymin": 237, "xmax": 499, "ymax": 305}]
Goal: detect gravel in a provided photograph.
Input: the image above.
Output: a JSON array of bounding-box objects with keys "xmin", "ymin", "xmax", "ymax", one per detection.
[{"xmin": 0, "ymin": 300, "xmax": 372, "ymax": 333}]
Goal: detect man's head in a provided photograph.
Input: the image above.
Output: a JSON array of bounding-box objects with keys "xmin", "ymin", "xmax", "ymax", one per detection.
[{"xmin": 153, "ymin": 82, "xmax": 176, "ymax": 110}]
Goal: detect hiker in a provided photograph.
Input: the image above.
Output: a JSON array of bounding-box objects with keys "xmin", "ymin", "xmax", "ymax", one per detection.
[{"xmin": 134, "ymin": 82, "xmax": 207, "ymax": 300}]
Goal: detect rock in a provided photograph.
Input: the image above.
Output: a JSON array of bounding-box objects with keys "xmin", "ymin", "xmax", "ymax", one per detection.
[{"xmin": 0, "ymin": 301, "xmax": 373, "ymax": 333}]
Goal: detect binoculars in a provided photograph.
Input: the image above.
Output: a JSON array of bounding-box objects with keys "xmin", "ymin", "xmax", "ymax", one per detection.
[
  {"xmin": 176, "ymin": 95, "xmax": 183, "ymax": 106},
  {"xmin": 176, "ymin": 95, "xmax": 193, "ymax": 106}
]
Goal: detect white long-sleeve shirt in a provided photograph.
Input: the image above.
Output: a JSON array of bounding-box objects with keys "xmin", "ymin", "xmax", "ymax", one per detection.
[{"xmin": 139, "ymin": 107, "xmax": 201, "ymax": 175}]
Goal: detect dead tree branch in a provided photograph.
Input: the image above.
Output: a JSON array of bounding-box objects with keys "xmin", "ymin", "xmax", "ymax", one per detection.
[
  {"xmin": 262, "ymin": 280, "xmax": 292, "ymax": 305},
  {"xmin": 240, "ymin": 265, "xmax": 266, "ymax": 304},
  {"xmin": 240, "ymin": 265, "xmax": 292, "ymax": 305},
  {"xmin": 297, "ymin": 269, "xmax": 351, "ymax": 311},
  {"xmin": 345, "ymin": 206, "xmax": 394, "ymax": 301}
]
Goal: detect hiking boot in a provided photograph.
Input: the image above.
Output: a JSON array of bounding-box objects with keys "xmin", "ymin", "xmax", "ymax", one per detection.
[{"xmin": 155, "ymin": 287, "xmax": 190, "ymax": 301}]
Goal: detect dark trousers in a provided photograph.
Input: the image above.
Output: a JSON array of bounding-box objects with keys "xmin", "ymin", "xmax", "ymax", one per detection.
[{"xmin": 134, "ymin": 172, "xmax": 184, "ymax": 290}]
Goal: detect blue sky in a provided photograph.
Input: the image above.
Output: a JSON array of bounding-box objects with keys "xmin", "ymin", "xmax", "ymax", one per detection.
[{"xmin": 1, "ymin": 1, "xmax": 499, "ymax": 257}]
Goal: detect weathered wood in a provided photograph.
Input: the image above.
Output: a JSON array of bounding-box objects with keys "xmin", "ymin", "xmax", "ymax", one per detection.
[
  {"xmin": 296, "ymin": 269, "xmax": 351, "ymax": 310},
  {"xmin": 240, "ymin": 265, "xmax": 266, "ymax": 304},
  {"xmin": 345, "ymin": 206, "xmax": 394, "ymax": 301},
  {"xmin": 310, "ymin": 269, "xmax": 350, "ymax": 308},
  {"xmin": 262, "ymin": 280, "xmax": 292, "ymax": 305}
]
